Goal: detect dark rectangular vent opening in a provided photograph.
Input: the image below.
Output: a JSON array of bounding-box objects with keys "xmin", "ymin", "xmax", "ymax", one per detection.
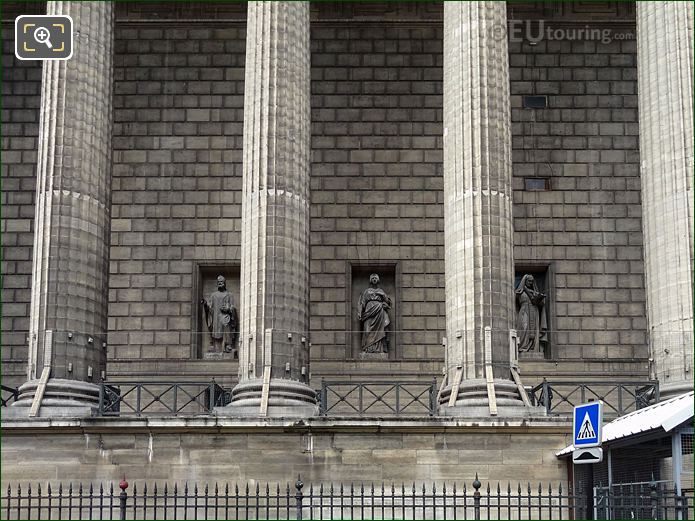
[
  {"xmin": 523, "ymin": 95, "xmax": 548, "ymax": 109},
  {"xmin": 524, "ymin": 177, "xmax": 551, "ymax": 191}
]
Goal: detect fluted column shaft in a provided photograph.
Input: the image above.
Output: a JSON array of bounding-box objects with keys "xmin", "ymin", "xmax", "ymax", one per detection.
[
  {"xmin": 17, "ymin": 1, "xmax": 114, "ymax": 412},
  {"xmin": 229, "ymin": 2, "xmax": 315, "ymax": 414},
  {"xmin": 637, "ymin": 2, "xmax": 694, "ymax": 398},
  {"xmin": 440, "ymin": 2, "xmax": 522, "ymax": 414}
]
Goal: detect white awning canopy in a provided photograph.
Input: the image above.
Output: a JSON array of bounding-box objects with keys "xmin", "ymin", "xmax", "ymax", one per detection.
[{"xmin": 557, "ymin": 391, "xmax": 694, "ymax": 457}]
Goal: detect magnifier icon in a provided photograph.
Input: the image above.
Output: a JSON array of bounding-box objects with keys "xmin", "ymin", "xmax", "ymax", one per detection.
[{"xmin": 34, "ymin": 26, "xmax": 53, "ymax": 49}]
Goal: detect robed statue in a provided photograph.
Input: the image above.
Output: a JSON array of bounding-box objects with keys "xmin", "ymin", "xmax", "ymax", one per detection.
[
  {"xmin": 200, "ymin": 275, "xmax": 239, "ymax": 356},
  {"xmin": 357, "ymin": 273, "xmax": 392, "ymax": 353},
  {"xmin": 515, "ymin": 274, "xmax": 548, "ymax": 353}
]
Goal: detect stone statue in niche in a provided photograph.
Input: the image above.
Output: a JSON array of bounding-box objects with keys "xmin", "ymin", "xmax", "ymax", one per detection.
[
  {"xmin": 358, "ymin": 273, "xmax": 392, "ymax": 354},
  {"xmin": 515, "ymin": 273, "xmax": 548, "ymax": 353},
  {"xmin": 200, "ymin": 275, "xmax": 239, "ymax": 357}
]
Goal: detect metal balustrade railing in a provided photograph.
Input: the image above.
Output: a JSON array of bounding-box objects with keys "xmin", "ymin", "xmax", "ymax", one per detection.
[
  {"xmin": 3, "ymin": 379, "xmax": 660, "ymax": 418},
  {"xmin": 2, "ymin": 477, "xmax": 691, "ymax": 520},
  {"xmin": 1, "ymin": 385, "xmax": 19, "ymax": 407},
  {"xmin": 318, "ymin": 379, "xmax": 438, "ymax": 417},
  {"xmin": 529, "ymin": 380, "xmax": 659, "ymax": 417},
  {"xmin": 98, "ymin": 381, "xmax": 230, "ymax": 416}
]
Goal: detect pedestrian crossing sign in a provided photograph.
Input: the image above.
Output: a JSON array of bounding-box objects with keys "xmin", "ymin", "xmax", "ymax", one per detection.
[{"xmin": 573, "ymin": 401, "xmax": 603, "ymax": 448}]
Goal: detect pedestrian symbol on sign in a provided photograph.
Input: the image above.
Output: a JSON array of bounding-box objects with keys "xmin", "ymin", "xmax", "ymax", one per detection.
[{"xmin": 577, "ymin": 411, "xmax": 596, "ymax": 440}]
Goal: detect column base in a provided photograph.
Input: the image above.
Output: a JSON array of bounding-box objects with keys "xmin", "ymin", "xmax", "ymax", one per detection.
[
  {"xmin": 7, "ymin": 378, "xmax": 100, "ymax": 418},
  {"xmin": 658, "ymin": 380, "xmax": 694, "ymax": 401},
  {"xmin": 438, "ymin": 378, "xmax": 545, "ymax": 418},
  {"xmin": 216, "ymin": 378, "xmax": 318, "ymax": 418}
]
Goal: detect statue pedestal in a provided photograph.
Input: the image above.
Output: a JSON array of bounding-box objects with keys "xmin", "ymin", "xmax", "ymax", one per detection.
[
  {"xmin": 359, "ymin": 352, "xmax": 388, "ymax": 361},
  {"xmin": 519, "ymin": 351, "xmax": 545, "ymax": 361},
  {"xmin": 203, "ymin": 351, "xmax": 237, "ymax": 361}
]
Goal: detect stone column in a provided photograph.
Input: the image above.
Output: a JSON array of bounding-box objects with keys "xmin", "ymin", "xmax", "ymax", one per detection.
[
  {"xmin": 12, "ymin": 2, "xmax": 114, "ymax": 416},
  {"xmin": 439, "ymin": 2, "xmax": 528, "ymax": 416},
  {"xmin": 637, "ymin": 3, "xmax": 694, "ymax": 399},
  {"xmin": 224, "ymin": 1, "xmax": 316, "ymax": 416}
]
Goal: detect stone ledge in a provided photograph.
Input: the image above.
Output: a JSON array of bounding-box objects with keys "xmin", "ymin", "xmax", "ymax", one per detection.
[{"xmin": 0, "ymin": 414, "xmax": 572, "ymax": 435}]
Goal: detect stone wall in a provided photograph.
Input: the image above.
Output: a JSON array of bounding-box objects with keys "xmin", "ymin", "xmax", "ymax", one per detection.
[
  {"xmin": 309, "ymin": 23, "xmax": 445, "ymax": 362},
  {"xmin": 109, "ymin": 24, "xmax": 247, "ymax": 361},
  {"xmin": 509, "ymin": 27, "xmax": 646, "ymax": 362},
  {"xmin": 1, "ymin": 2, "xmax": 649, "ymax": 387},
  {"xmin": 0, "ymin": 25, "xmax": 41, "ymax": 382},
  {"xmin": 0, "ymin": 421, "xmax": 571, "ymax": 486}
]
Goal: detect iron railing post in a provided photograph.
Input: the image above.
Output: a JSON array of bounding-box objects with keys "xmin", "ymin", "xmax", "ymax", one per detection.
[
  {"xmin": 395, "ymin": 384, "xmax": 400, "ymax": 415},
  {"xmin": 209, "ymin": 381, "xmax": 215, "ymax": 412},
  {"xmin": 295, "ymin": 477, "xmax": 304, "ymax": 521},
  {"xmin": 119, "ymin": 478, "xmax": 129, "ymax": 521},
  {"xmin": 320, "ymin": 379, "xmax": 327, "ymax": 416},
  {"xmin": 358, "ymin": 384, "xmax": 363, "ymax": 416},
  {"xmin": 98, "ymin": 383, "xmax": 105, "ymax": 416},
  {"xmin": 473, "ymin": 474, "xmax": 481, "ymax": 521},
  {"xmin": 542, "ymin": 379, "xmax": 551, "ymax": 414},
  {"xmin": 430, "ymin": 378, "xmax": 437, "ymax": 416},
  {"xmin": 650, "ymin": 480, "xmax": 658, "ymax": 521}
]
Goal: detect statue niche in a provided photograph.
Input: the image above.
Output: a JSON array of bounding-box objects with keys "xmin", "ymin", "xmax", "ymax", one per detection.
[
  {"xmin": 200, "ymin": 275, "xmax": 239, "ymax": 358},
  {"xmin": 357, "ymin": 273, "xmax": 392, "ymax": 354},
  {"xmin": 515, "ymin": 273, "xmax": 548, "ymax": 354}
]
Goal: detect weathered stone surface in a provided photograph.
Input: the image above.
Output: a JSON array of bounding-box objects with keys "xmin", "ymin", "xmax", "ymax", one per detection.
[
  {"xmin": 1, "ymin": 2, "xmax": 650, "ymax": 390},
  {"xmin": 228, "ymin": 2, "xmax": 316, "ymax": 414},
  {"xmin": 14, "ymin": 2, "xmax": 115, "ymax": 411},
  {"xmin": 636, "ymin": 2, "xmax": 694, "ymax": 398},
  {"xmin": 0, "ymin": 418, "xmax": 571, "ymax": 487},
  {"xmin": 440, "ymin": 2, "xmax": 522, "ymax": 413}
]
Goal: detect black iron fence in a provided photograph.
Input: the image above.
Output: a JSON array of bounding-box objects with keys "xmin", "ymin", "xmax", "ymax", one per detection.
[
  {"xmin": 529, "ymin": 380, "xmax": 659, "ymax": 417},
  {"xmin": 594, "ymin": 482, "xmax": 692, "ymax": 521},
  {"xmin": 3, "ymin": 478, "xmax": 691, "ymax": 520},
  {"xmin": 98, "ymin": 381, "xmax": 230, "ymax": 416},
  {"xmin": 318, "ymin": 379, "xmax": 438, "ymax": 416}
]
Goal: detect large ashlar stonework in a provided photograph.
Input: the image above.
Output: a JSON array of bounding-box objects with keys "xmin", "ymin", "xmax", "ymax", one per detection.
[
  {"xmin": 439, "ymin": 1, "xmax": 530, "ymax": 416},
  {"xmin": 637, "ymin": 2, "xmax": 694, "ymax": 399},
  {"xmin": 11, "ymin": 1, "xmax": 115, "ymax": 415},
  {"xmin": 222, "ymin": 1, "xmax": 317, "ymax": 416}
]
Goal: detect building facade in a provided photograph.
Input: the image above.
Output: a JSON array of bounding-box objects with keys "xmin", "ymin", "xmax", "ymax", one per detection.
[{"xmin": 1, "ymin": 0, "xmax": 693, "ymax": 488}]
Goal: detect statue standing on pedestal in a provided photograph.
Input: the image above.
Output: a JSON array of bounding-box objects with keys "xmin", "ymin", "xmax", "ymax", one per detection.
[
  {"xmin": 515, "ymin": 274, "xmax": 548, "ymax": 353},
  {"xmin": 358, "ymin": 273, "xmax": 392, "ymax": 353},
  {"xmin": 201, "ymin": 275, "xmax": 238, "ymax": 356}
]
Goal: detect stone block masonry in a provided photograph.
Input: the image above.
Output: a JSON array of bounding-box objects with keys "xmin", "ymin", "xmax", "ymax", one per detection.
[
  {"xmin": 0, "ymin": 418, "xmax": 571, "ymax": 486},
  {"xmin": 0, "ymin": 26, "xmax": 41, "ymax": 385},
  {"xmin": 509, "ymin": 31, "xmax": 647, "ymax": 362},
  {"xmin": 310, "ymin": 23, "xmax": 446, "ymax": 363},
  {"xmin": 1, "ymin": 2, "xmax": 649, "ymax": 387},
  {"xmin": 109, "ymin": 24, "xmax": 247, "ymax": 361}
]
